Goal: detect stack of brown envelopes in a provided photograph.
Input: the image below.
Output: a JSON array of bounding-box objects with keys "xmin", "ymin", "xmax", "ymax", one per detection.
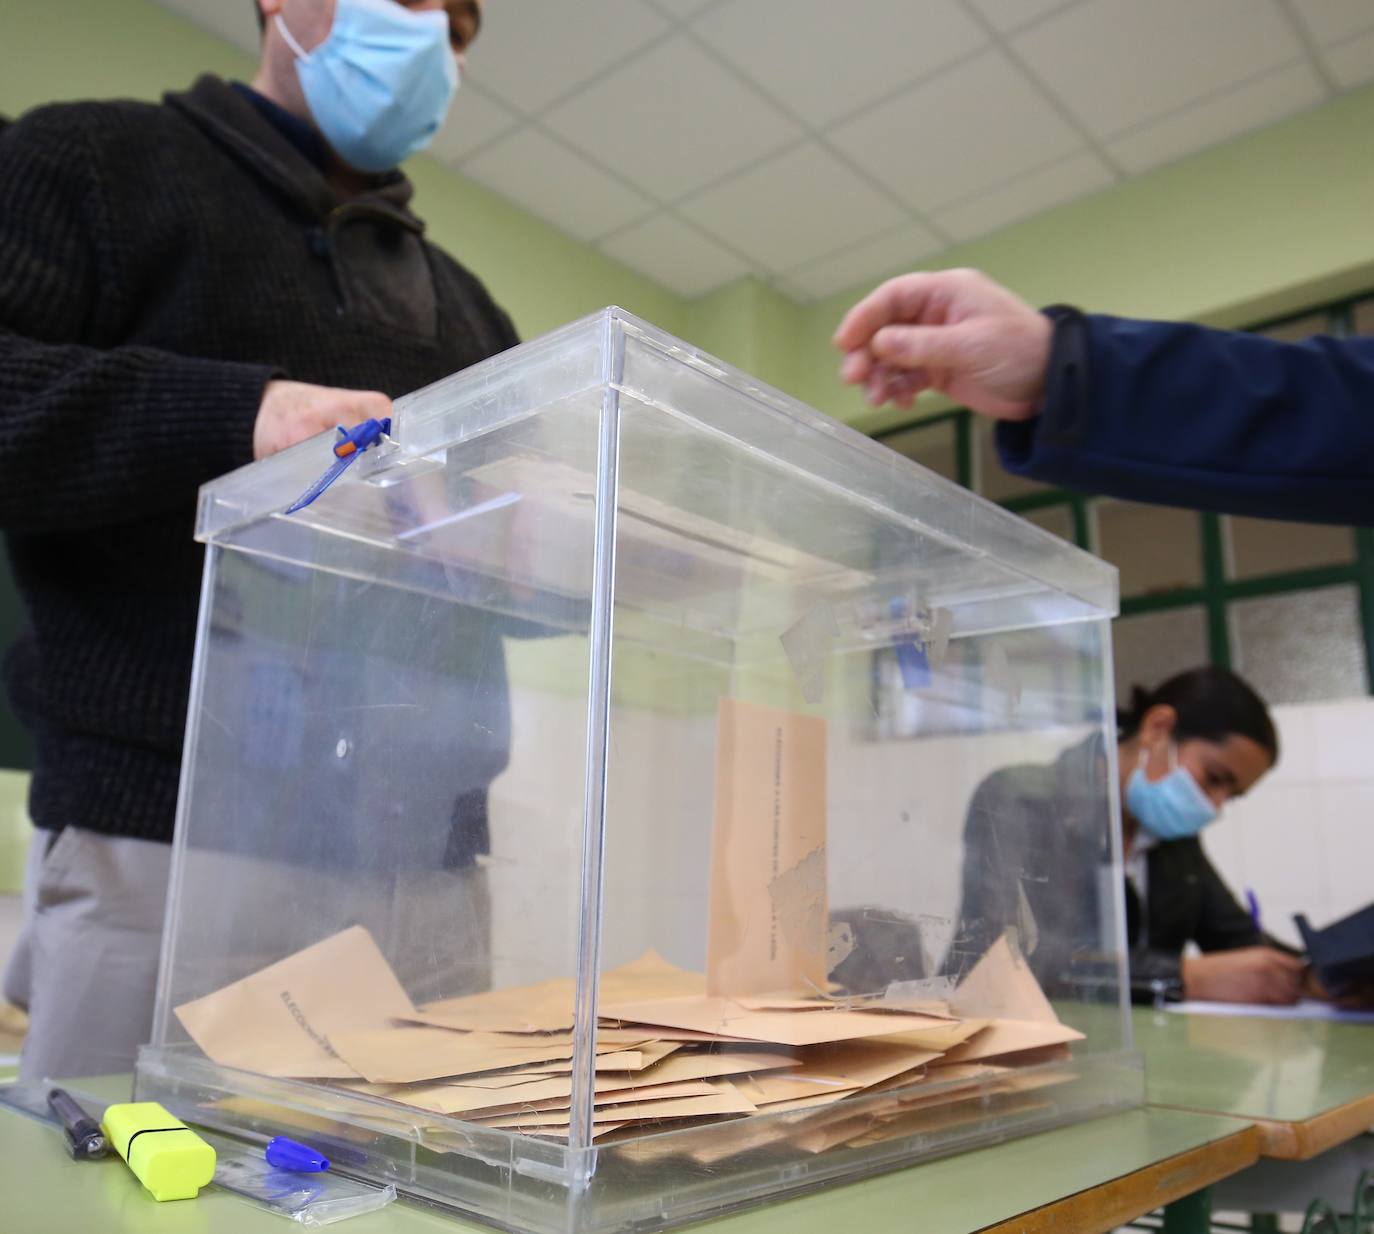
[{"xmin": 175, "ymin": 925, "xmax": 1082, "ymax": 1149}]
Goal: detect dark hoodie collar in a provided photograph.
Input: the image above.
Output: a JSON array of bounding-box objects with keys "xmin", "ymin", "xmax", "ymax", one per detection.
[
  {"xmin": 164, "ymin": 75, "xmax": 424, "ymax": 234},
  {"xmin": 230, "ymin": 80, "xmax": 331, "ymax": 174}
]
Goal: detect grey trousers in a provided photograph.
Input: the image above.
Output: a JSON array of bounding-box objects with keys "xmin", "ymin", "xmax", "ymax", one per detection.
[
  {"xmin": 3, "ymin": 828, "xmax": 171, "ymax": 1083},
  {"xmin": 3, "ymin": 827, "xmax": 492, "ymax": 1084}
]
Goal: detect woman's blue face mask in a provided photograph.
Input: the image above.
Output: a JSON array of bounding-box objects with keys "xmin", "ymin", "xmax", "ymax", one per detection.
[
  {"xmin": 277, "ymin": 0, "xmax": 458, "ymax": 173},
  {"xmin": 1126, "ymin": 743, "xmax": 1218, "ymax": 842}
]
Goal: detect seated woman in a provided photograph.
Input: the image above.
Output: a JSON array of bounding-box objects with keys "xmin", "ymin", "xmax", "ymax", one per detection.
[{"xmin": 954, "ymin": 667, "xmax": 1305, "ymax": 1006}]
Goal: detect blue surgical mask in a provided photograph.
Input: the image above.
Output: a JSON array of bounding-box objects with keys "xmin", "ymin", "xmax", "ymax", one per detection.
[
  {"xmin": 276, "ymin": 0, "xmax": 458, "ymax": 174},
  {"xmin": 1126, "ymin": 744, "xmax": 1218, "ymax": 842}
]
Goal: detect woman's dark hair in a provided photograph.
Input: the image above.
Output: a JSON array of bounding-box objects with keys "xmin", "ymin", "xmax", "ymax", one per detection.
[{"xmin": 1117, "ymin": 667, "xmax": 1278, "ymax": 763}]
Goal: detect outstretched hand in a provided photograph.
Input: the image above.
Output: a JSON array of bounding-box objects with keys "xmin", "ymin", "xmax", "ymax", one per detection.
[{"xmin": 833, "ymin": 268, "xmax": 1053, "ymax": 418}]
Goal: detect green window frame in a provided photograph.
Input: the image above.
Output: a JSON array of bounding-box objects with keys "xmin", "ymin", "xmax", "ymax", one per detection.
[{"xmin": 872, "ymin": 294, "xmax": 1374, "ymax": 696}]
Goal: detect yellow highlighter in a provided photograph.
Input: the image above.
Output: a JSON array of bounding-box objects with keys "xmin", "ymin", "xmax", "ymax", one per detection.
[{"xmin": 100, "ymin": 1101, "xmax": 216, "ymax": 1202}]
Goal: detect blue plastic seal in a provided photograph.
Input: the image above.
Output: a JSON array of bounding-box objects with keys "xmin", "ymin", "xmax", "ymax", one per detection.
[
  {"xmin": 285, "ymin": 417, "xmax": 392, "ymax": 515},
  {"xmin": 889, "ymin": 597, "xmax": 932, "ymax": 689},
  {"xmin": 265, "ymin": 1136, "xmax": 331, "ymax": 1173}
]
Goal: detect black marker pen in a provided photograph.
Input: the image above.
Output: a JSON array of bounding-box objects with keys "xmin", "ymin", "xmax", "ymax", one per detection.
[{"xmin": 48, "ymin": 1088, "xmax": 108, "ymax": 1160}]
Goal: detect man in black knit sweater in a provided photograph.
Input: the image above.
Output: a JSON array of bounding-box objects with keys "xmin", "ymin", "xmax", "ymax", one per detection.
[{"xmin": 0, "ymin": 0, "xmax": 512, "ymax": 1080}]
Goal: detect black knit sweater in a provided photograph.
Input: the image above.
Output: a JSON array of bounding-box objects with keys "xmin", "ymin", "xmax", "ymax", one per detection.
[{"xmin": 0, "ymin": 75, "xmax": 518, "ymax": 843}]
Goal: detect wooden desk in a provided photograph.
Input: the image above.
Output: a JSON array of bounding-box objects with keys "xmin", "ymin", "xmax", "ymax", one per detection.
[
  {"xmin": 0, "ymin": 1077, "xmax": 1258, "ymax": 1234},
  {"xmin": 1134, "ymin": 1006, "xmax": 1374, "ymax": 1160}
]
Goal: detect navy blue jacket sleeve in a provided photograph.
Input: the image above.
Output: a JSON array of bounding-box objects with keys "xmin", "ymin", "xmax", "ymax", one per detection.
[{"xmin": 996, "ymin": 313, "xmax": 1374, "ymax": 525}]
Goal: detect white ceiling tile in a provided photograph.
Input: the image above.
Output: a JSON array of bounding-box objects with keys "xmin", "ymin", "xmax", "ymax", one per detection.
[
  {"xmin": 692, "ymin": 0, "xmax": 987, "ymax": 128},
  {"xmin": 1106, "ymin": 61, "xmax": 1326, "ymax": 175},
  {"xmin": 677, "ymin": 144, "xmax": 907, "ymax": 273},
  {"xmin": 598, "ymin": 214, "xmax": 751, "ymax": 297},
  {"xmin": 1012, "ymin": 0, "xmax": 1302, "ymax": 139},
  {"xmin": 460, "ymin": 129, "xmax": 654, "ymax": 242},
  {"xmin": 426, "ymin": 87, "xmax": 521, "ymax": 165},
  {"xmin": 783, "ymin": 222, "xmax": 946, "ymax": 302},
  {"xmin": 929, "ymin": 150, "xmax": 1113, "ymax": 241},
  {"xmin": 1288, "ymin": 0, "xmax": 1374, "ymax": 45},
  {"xmin": 543, "ymin": 36, "xmax": 802, "ymax": 201},
  {"xmin": 465, "ymin": 0, "xmax": 669, "ymax": 113},
  {"xmin": 829, "ymin": 49, "xmax": 1083, "ymax": 212},
  {"xmin": 1321, "ymin": 25, "xmax": 1374, "ymax": 87},
  {"xmin": 154, "ymin": 0, "xmax": 260, "ymax": 54},
  {"xmin": 968, "ymin": 0, "xmax": 1081, "ymax": 35}
]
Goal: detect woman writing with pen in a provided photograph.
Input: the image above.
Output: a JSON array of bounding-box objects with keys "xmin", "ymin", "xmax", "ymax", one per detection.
[{"xmin": 954, "ymin": 667, "xmax": 1308, "ymax": 1006}]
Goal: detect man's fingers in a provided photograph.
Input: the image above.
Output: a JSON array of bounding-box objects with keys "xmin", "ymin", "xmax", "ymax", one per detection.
[
  {"xmin": 840, "ymin": 348, "xmax": 873, "ymax": 385},
  {"xmin": 869, "ymin": 322, "xmax": 975, "ymax": 373},
  {"xmin": 833, "ymin": 272, "xmax": 943, "ymax": 352}
]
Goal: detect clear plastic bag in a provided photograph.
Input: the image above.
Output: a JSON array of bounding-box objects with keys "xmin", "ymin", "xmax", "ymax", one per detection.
[{"xmin": 213, "ymin": 1143, "xmax": 396, "ymax": 1227}]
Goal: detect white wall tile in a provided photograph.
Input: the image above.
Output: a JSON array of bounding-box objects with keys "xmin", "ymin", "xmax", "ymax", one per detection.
[
  {"xmin": 1224, "ymin": 783, "xmax": 1328, "ymax": 903},
  {"xmin": 1202, "ymin": 699, "xmax": 1374, "ymax": 960},
  {"xmin": 1311, "ymin": 697, "xmax": 1374, "ymax": 782},
  {"xmin": 1316, "ymin": 784, "xmax": 1374, "ymax": 921},
  {"xmin": 1264, "ymin": 702, "xmax": 1320, "ymax": 786}
]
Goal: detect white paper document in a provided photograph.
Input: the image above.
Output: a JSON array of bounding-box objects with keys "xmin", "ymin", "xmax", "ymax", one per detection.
[{"xmin": 1166, "ymin": 999, "xmax": 1374, "ymax": 1024}]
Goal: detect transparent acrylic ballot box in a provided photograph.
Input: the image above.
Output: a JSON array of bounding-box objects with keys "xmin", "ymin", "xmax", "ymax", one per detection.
[{"xmin": 137, "ymin": 308, "xmax": 1139, "ymax": 1233}]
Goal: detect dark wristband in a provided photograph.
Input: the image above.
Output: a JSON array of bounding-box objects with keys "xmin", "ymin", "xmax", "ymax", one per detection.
[{"xmin": 1037, "ymin": 304, "xmax": 1090, "ymax": 444}]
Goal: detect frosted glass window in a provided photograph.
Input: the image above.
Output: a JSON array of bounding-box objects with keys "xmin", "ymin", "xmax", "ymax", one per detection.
[
  {"xmin": 1230, "ymin": 586, "xmax": 1367, "ymax": 705},
  {"xmin": 1112, "ymin": 607, "xmax": 1208, "ymax": 704}
]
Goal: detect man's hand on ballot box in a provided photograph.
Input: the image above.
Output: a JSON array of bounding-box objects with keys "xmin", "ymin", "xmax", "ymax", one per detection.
[{"xmin": 254, "ymin": 379, "xmax": 393, "ymax": 460}]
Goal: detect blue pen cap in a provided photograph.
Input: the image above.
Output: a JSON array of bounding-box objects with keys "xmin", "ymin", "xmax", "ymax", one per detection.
[{"xmin": 265, "ymin": 1136, "xmax": 330, "ymax": 1172}]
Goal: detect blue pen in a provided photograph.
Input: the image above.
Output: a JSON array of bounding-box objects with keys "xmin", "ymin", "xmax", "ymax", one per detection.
[{"xmin": 1245, "ymin": 888, "xmax": 1262, "ymax": 933}]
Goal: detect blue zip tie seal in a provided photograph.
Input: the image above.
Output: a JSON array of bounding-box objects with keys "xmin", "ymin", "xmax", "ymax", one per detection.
[
  {"xmin": 265, "ymin": 1136, "xmax": 331, "ymax": 1173},
  {"xmin": 284, "ymin": 417, "xmax": 392, "ymax": 514}
]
